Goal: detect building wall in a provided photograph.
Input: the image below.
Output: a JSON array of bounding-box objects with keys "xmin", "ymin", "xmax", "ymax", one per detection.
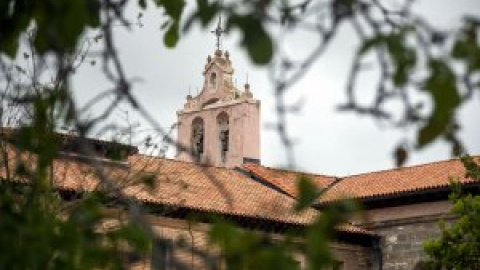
[
  {"xmin": 330, "ymin": 242, "xmax": 372, "ymax": 270},
  {"xmin": 177, "ymin": 100, "xmax": 260, "ymax": 168},
  {"xmin": 125, "ymin": 214, "xmax": 372, "ymax": 270},
  {"xmin": 359, "ymin": 201, "xmax": 453, "ymax": 270}
]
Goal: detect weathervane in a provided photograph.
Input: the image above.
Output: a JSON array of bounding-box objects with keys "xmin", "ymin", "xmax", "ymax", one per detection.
[{"xmin": 211, "ymin": 17, "xmax": 225, "ymax": 50}]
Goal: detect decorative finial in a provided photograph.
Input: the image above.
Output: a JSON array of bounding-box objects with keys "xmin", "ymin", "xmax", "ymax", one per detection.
[
  {"xmin": 211, "ymin": 17, "xmax": 225, "ymax": 51},
  {"xmin": 244, "ymin": 72, "xmax": 252, "ymax": 98},
  {"xmin": 187, "ymin": 85, "xmax": 192, "ymax": 100}
]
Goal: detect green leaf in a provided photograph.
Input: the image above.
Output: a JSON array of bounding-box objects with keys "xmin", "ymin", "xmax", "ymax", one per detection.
[
  {"xmin": 156, "ymin": 0, "xmax": 185, "ymax": 20},
  {"xmin": 385, "ymin": 34, "xmax": 416, "ymax": 87},
  {"xmin": 295, "ymin": 175, "xmax": 319, "ymax": 212},
  {"xmin": 461, "ymin": 155, "xmax": 480, "ymax": 181},
  {"xmin": 2, "ymin": 37, "xmax": 19, "ymax": 58},
  {"xmin": 227, "ymin": 15, "xmax": 273, "ymax": 65},
  {"xmin": 113, "ymin": 223, "xmax": 150, "ymax": 252},
  {"xmin": 156, "ymin": 0, "xmax": 185, "ymax": 48},
  {"xmin": 358, "ymin": 35, "xmax": 385, "ymax": 55},
  {"xmin": 195, "ymin": 0, "xmax": 219, "ymax": 26},
  {"xmin": 359, "ymin": 30, "xmax": 417, "ymax": 87},
  {"xmin": 417, "ymin": 59, "xmax": 461, "ymax": 148},
  {"xmin": 163, "ymin": 21, "xmax": 180, "ymax": 48},
  {"xmin": 451, "ymin": 29, "xmax": 480, "ymax": 72}
]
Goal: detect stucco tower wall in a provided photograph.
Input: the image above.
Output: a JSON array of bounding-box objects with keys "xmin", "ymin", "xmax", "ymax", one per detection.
[{"xmin": 176, "ymin": 99, "xmax": 260, "ymax": 168}]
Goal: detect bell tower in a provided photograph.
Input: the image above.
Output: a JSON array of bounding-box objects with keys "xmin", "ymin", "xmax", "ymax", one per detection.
[{"xmin": 176, "ymin": 20, "xmax": 260, "ymax": 168}]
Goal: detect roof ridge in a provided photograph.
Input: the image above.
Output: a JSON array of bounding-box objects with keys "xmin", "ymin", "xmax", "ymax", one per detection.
[
  {"xmin": 131, "ymin": 153, "xmax": 246, "ymax": 171},
  {"xmin": 243, "ymin": 163, "xmax": 336, "ymax": 179},
  {"xmin": 341, "ymin": 156, "xmax": 480, "ymax": 179}
]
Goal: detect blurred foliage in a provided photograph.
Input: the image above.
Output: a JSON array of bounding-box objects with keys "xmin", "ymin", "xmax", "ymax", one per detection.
[
  {"xmin": 208, "ymin": 177, "xmax": 358, "ymax": 270},
  {"xmin": 0, "ymin": 0, "xmax": 100, "ymax": 57},
  {"xmin": 1, "ymin": 0, "xmax": 480, "ymax": 269},
  {"xmin": 0, "ymin": 181, "xmax": 150, "ymax": 270},
  {"xmin": 0, "ymin": 86, "xmax": 150, "ymax": 269},
  {"xmin": 418, "ymin": 156, "xmax": 480, "ymax": 269},
  {"xmin": 2, "ymin": 0, "xmax": 480, "ymax": 166}
]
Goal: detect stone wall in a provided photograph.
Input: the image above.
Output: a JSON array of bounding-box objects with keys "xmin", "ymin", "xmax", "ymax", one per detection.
[
  {"xmin": 375, "ymin": 219, "xmax": 443, "ymax": 270},
  {"xmin": 126, "ymin": 214, "xmax": 372, "ymax": 270},
  {"xmin": 359, "ymin": 201, "xmax": 453, "ymax": 270}
]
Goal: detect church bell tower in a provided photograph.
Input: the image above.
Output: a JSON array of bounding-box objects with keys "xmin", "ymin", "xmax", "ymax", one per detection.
[{"xmin": 176, "ymin": 19, "xmax": 260, "ymax": 168}]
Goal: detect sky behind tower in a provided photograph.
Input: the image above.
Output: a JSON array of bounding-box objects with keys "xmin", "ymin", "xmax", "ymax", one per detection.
[{"xmin": 72, "ymin": 0, "xmax": 480, "ymax": 176}]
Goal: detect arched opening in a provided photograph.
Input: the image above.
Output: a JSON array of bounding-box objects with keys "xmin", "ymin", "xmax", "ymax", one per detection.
[
  {"xmin": 191, "ymin": 117, "xmax": 204, "ymax": 162},
  {"xmin": 209, "ymin": 72, "xmax": 217, "ymax": 91},
  {"xmin": 217, "ymin": 112, "xmax": 229, "ymax": 163}
]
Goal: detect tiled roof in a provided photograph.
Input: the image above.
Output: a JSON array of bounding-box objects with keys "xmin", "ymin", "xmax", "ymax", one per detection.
[
  {"xmin": 319, "ymin": 157, "xmax": 480, "ymax": 204},
  {"xmin": 238, "ymin": 164, "xmax": 374, "ymax": 236},
  {"xmin": 0, "ymin": 127, "xmax": 138, "ymax": 155},
  {"xmin": 0, "ymin": 148, "xmax": 318, "ymax": 225},
  {"xmin": 0, "ymin": 144, "xmax": 373, "ymax": 235},
  {"xmin": 121, "ymin": 155, "xmax": 318, "ymax": 225},
  {"xmin": 241, "ymin": 158, "xmax": 480, "ymax": 206},
  {"xmin": 242, "ymin": 163, "xmax": 335, "ymax": 198}
]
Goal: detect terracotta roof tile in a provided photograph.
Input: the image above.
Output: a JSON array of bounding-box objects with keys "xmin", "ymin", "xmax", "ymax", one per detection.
[
  {"xmin": 242, "ymin": 163, "xmax": 335, "ymax": 198},
  {"xmin": 0, "ymin": 147, "xmax": 318, "ymax": 225},
  {"xmin": 122, "ymin": 156, "xmax": 318, "ymax": 225},
  {"xmin": 320, "ymin": 157, "xmax": 480, "ymax": 203},
  {"xmin": 0, "ymin": 145, "xmax": 373, "ymax": 235}
]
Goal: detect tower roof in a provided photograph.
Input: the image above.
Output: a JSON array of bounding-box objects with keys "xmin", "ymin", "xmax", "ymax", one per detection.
[{"xmin": 178, "ymin": 48, "xmax": 257, "ymax": 114}]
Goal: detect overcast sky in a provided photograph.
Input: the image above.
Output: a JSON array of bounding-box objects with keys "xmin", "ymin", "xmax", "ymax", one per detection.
[{"xmin": 71, "ymin": 0, "xmax": 480, "ymax": 177}]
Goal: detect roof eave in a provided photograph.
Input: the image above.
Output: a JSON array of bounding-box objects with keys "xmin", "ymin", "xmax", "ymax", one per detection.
[{"xmin": 316, "ymin": 181, "xmax": 480, "ymax": 210}]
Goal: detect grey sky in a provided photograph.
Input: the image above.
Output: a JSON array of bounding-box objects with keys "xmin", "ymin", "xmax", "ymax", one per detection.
[{"xmin": 71, "ymin": 0, "xmax": 480, "ymax": 176}]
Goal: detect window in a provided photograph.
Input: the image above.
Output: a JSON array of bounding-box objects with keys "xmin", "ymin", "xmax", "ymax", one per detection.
[
  {"xmin": 217, "ymin": 112, "xmax": 229, "ymax": 163},
  {"xmin": 210, "ymin": 72, "xmax": 217, "ymax": 91},
  {"xmin": 191, "ymin": 117, "xmax": 204, "ymax": 162},
  {"xmin": 151, "ymin": 238, "xmax": 173, "ymax": 270}
]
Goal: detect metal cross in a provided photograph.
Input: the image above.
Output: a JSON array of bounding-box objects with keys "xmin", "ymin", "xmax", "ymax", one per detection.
[{"xmin": 211, "ymin": 17, "xmax": 225, "ymax": 50}]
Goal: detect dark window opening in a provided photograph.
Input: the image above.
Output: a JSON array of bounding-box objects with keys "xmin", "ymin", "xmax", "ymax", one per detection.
[
  {"xmin": 151, "ymin": 239, "xmax": 173, "ymax": 270},
  {"xmin": 191, "ymin": 117, "xmax": 204, "ymax": 162},
  {"xmin": 217, "ymin": 113, "xmax": 229, "ymax": 163},
  {"xmin": 210, "ymin": 73, "xmax": 217, "ymax": 90}
]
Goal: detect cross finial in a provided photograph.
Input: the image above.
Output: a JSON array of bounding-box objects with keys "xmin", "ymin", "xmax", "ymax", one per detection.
[{"xmin": 211, "ymin": 17, "xmax": 225, "ymax": 50}]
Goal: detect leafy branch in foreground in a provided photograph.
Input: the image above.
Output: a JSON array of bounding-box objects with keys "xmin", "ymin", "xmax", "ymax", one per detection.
[
  {"xmin": 209, "ymin": 176, "xmax": 358, "ymax": 270},
  {"xmin": 418, "ymin": 156, "xmax": 480, "ymax": 270},
  {"xmin": 182, "ymin": 0, "xmax": 480, "ymax": 166},
  {"xmin": 2, "ymin": 1, "xmax": 480, "ymax": 167},
  {"xmin": 1, "ymin": 1, "xmax": 479, "ymax": 269}
]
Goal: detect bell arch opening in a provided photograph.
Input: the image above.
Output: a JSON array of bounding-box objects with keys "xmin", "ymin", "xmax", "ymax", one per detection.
[
  {"xmin": 209, "ymin": 72, "xmax": 217, "ymax": 91},
  {"xmin": 191, "ymin": 117, "xmax": 205, "ymax": 162},
  {"xmin": 217, "ymin": 112, "xmax": 229, "ymax": 163}
]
